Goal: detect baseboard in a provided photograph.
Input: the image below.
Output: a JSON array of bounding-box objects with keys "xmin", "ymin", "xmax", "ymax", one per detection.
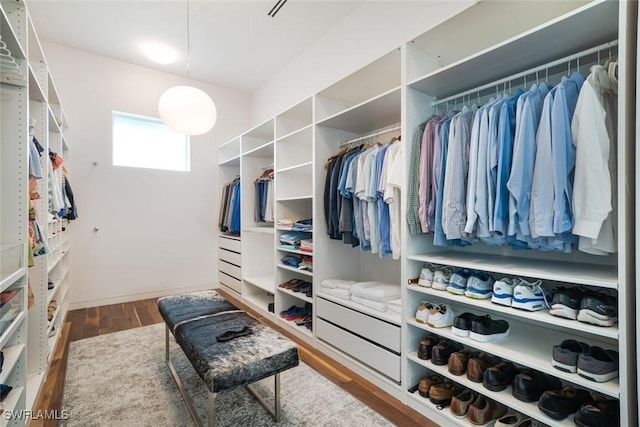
[{"xmin": 68, "ymin": 284, "xmax": 219, "ymax": 310}]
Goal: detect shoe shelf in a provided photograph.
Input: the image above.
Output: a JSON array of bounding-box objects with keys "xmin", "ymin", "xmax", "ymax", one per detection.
[
  {"xmin": 277, "ymin": 246, "xmax": 313, "ymax": 257},
  {"xmin": 406, "ymin": 390, "xmax": 475, "ymax": 427},
  {"xmin": 407, "ymin": 352, "xmax": 575, "ymax": 427},
  {"xmin": 276, "ymin": 264, "xmax": 313, "ymax": 277},
  {"xmin": 0, "ymin": 312, "xmax": 25, "ymax": 350},
  {"xmin": 277, "ymin": 317, "xmax": 313, "ymax": 338},
  {"xmin": 407, "ymin": 318, "xmax": 619, "ymax": 398},
  {"xmin": 0, "ymin": 386, "xmax": 25, "ymax": 425},
  {"xmin": 407, "ymin": 284, "xmax": 619, "ymax": 341},
  {"xmin": 318, "ymin": 293, "xmax": 401, "ymax": 326},
  {"xmin": 47, "ymin": 267, "xmax": 69, "ymax": 306},
  {"xmin": 0, "ymin": 244, "xmax": 25, "ymax": 294},
  {"xmin": 243, "ymin": 293, "xmax": 274, "ymax": 316},
  {"xmin": 277, "ymin": 286, "xmax": 313, "ymax": 304},
  {"xmin": 0, "ymin": 344, "xmax": 25, "ymax": 385},
  {"xmin": 407, "ymin": 253, "xmax": 617, "ymax": 289}
]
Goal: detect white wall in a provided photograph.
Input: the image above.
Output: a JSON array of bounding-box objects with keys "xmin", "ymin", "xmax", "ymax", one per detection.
[
  {"xmin": 251, "ymin": 0, "xmax": 475, "ymax": 123},
  {"xmin": 42, "ymin": 42, "xmax": 252, "ymax": 308}
]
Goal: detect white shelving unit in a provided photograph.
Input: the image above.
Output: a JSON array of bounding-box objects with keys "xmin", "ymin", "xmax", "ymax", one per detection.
[
  {"xmin": 403, "ymin": 1, "xmax": 635, "ymax": 426},
  {"xmin": 0, "ymin": 1, "xmax": 74, "ymax": 418},
  {"xmin": 216, "ymin": 1, "xmax": 637, "ymax": 424}
]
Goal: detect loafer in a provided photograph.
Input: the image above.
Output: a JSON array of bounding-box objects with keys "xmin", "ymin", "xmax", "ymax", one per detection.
[
  {"xmin": 512, "ymin": 369, "xmax": 562, "ymax": 402},
  {"xmin": 451, "ymin": 312, "xmax": 483, "ymax": 337},
  {"xmin": 451, "ymin": 388, "xmax": 476, "ymax": 418},
  {"xmin": 431, "ymin": 340, "xmax": 463, "ymax": 366},
  {"xmin": 215, "ymin": 326, "xmax": 252, "ymax": 342},
  {"xmin": 538, "ymin": 385, "xmax": 591, "ymax": 420},
  {"xmin": 417, "ymin": 334, "xmax": 439, "ymax": 360},
  {"xmin": 552, "ymin": 339, "xmax": 590, "ymax": 373},
  {"xmin": 468, "ymin": 395, "xmax": 507, "ymax": 426},
  {"xmin": 448, "ymin": 349, "xmax": 473, "ymax": 376},
  {"xmin": 467, "ymin": 352, "xmax": 501, "ymax": 383},
  {"xmin": 418, "ymin": 374, "xmax": 443, "ymax": 398},
  {"xmin": 577, "ymin": 346, "xmax": 619, "ymax": 382},
  {"xmin": 428, "ymin": 380, "xmax": 459, "ymax": 407},
  {"xmin": 574, "ymin": 392, "xmax": 620, "ymax": 427},
  {"xmin": 483, "ymin": 361, "xmax": 517, "ymax": 392}
]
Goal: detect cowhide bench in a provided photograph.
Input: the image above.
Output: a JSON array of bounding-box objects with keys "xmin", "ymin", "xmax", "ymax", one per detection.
[{"xmin": 157, "ymin": 290, "xmax": 299, "ymax": 427}]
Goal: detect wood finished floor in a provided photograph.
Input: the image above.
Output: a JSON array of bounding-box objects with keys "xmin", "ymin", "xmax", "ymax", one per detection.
[{"xmin": 32, "ymin": 292, "xmax": 438, "ymax": 427}]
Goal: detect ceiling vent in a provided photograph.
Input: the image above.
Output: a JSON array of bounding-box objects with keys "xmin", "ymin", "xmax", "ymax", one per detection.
[{"xmin": 268, "ymin": 0, "xmax": 288, "ymax": 17}]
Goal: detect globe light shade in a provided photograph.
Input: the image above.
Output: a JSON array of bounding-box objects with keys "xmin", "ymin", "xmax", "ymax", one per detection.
[{"xmin": 158, "ymin": 85, "xmax": 217, "ymax": 135}]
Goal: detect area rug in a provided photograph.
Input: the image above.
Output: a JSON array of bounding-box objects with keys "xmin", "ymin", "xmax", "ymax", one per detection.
[{"xmin": 61, "ymin": 323, "xmax": 394, "ymax": 427}]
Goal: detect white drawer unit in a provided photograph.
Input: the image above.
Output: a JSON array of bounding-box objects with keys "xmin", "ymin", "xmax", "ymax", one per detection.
[
  {"xmin": 218, "ymin": 235, "xmax": 241, "ymax": 295},
  {"xmin": 316, "ymin": 318, "xmax": 401, "ymax": 382}
]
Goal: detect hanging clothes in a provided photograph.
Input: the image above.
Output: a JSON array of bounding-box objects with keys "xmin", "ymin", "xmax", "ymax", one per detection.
[
  {"xmin": 219, "ymin": 177, "xmax": 240, "ymax": 234},
  {"xmin": 254, "ymin": 169, "xmax": 274, "ymax": 223}
]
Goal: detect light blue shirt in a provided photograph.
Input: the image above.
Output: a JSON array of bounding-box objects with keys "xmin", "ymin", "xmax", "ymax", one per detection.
[
  {"xmin": 493, "ymin": 90, "xmax": 524, "ymax": 239},
  {"xmin": 552, "ymin": 72, "xmax": 584, "ymax": 241},
  {"xmin": 507, "ymin": 83, "xmax": 550, "ymax": 242},
  {"xmin": 375, "ymin": 144, "xmax": 392, "ymax": 256}
]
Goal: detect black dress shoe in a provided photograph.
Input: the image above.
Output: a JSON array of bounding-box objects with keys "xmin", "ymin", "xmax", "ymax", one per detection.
[
  {"xmin": 512, "ymin": 369, "xmax": 562, "ymax": 402},
  {"xmin": 417, "ymin": 334, "xmax": 440, "ymax": 360},
  {"xmin": 538, "ymin": 385, "xmax": 591, "ymax": 420},
  {"xmin": 482, "ymin": 361, "xmax": 517, "ymax": 392},
  {"xmin": 574, "ymin": 393, "xmax": 620, "ymax": 427},
  {"xmin": 431, "ymin": 340, "xmax": 463, "ymax": 366},
  {"xmin": 215, "ymin": 326, "xmax": 253, "ymax": 342}
]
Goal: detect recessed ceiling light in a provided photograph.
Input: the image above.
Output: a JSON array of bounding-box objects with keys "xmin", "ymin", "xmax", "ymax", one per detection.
[{"xmin": 144, "ymin": 44, "xmax": 177, "ymax": 65}]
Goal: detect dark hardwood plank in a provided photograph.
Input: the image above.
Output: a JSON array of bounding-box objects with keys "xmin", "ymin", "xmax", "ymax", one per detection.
[
  {"xmin": 97, "ymin": 303, "xmax": 115, "ymax": 335},
  {"xmin": 82, "ymin": 306, "xmax": 99, "ymax": 339},
  {"xmin": 66, "ymin": 309, "xmax": 85, "ymax": 342}
]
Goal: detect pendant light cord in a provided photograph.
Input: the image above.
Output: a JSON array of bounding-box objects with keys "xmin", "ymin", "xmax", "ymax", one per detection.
[{"xmin": 186, "ymin": 0, "xmax": 191, "ymax": 79}]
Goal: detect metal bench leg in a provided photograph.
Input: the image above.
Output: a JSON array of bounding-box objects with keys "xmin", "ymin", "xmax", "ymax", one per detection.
[
  {"xmin": 165, "ymin": 325, "xmax": 207, "ymax": 427},
  {"xmin": 246, "ymin": 373, "xmax": 281, "ymax": 422}
]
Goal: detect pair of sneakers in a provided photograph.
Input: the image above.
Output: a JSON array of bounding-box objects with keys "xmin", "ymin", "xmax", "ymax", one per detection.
[
  {"xmin": 446, "ymin": 269, "xmax": 495, "ymax": 300},
  {"xmin": 417, "ymin": 264, "xmax": 454, "ymax": 290},
  {"xmin": 415, "ymin": 302, "xmax": 455, "ymax": 328},
  {"xmin": 491, "ymin": 278, "xmax": 550, "ymax": 312}
]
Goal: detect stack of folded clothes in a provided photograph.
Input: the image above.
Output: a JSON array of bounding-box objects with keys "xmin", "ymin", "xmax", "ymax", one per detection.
[
  {"xmin": 319, "ymin": 279, "xmax": 355, "ymax": 300},
  {"xmin": 299, "ymin": 239, "xmax": 313, "ymax": 253},
  {"xmin": 350, "ymin": 281, "xmax": 401, "ymax": 314},
  {"xmin": 277, "ymin": 218, "xmax": 297, "ymax": 229},
  {"xmin": 281, "ymin": 255, "xmax": 301, "ymax": 268},
  {"xmin": 387, "ymin": 299, "xmax": 402, "ymax": 315},
  {"xmin": 292, "ymin": 218, "xmax": 312, "ymax": 232},
  {"xmin": 299, "ymin": 256, "xmax": 313, "ymax": 272},
  {"xmin": 280, "ymin": 303, "xmax": 313, "ymax": 330},
  {"xmin": 279, "ymin": 231, "xmax": 311, "ymax": 250}
]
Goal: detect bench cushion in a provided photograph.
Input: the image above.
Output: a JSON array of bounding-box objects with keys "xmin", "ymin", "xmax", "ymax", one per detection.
[
  {"xmin": 158, "ymin": 290, "xmax": 299, "ymax": 394},
  {"xmin": 158, "ymin": 290, "xmax": 238, "ymax": 332}
]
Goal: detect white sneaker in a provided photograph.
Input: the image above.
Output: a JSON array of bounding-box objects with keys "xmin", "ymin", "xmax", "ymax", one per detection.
[
  {"xmin": 512, "ymin": 279, "xmax": 549, "ymax": 311},
  {"xmin": 418, "ymin": 264, "xmax": 435, "ymax": 287},
  {"xmin": 491, "ymin": 278, "xmax": 518, "ymax": 306},
  {"xmin": 431, "ymin": 267, "xmax": 453, "ymax": 290},
  {"xmin": 464, "ymin": 272, "xmax": 495, "ymax": 299},
  {"xmin": 415, "ymin": 302, "xmax": 435, "ymax": 324},
  {"xmin": 427, "ymin": 304, "xmax": 455, "ymax": 328}
]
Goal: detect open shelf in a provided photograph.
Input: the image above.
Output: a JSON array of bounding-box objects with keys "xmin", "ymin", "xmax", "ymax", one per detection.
[
  {"xmin": 0, "ymin": 344, "xmax": 25, "ymax": 384},
  {"xmin": 407, "ymin": 318, "xmax": 619, "ymax": 398},
  {"xmin": 277, "ymin": 246, "xmax": 312, "ymax": 256},
  {"xmin": 277, "ymin": 161, "xmax": 313, "ymax": 174},
  {"xmin": 0, "ymin": 244, "xmax": 25, "ymax": 293},
  {"xmin": 243, "ymin": 275, "xmax": 274, "ymax": 293},
  {"xmin": 242, "ymin": 140, "xmax": 274, "ymax": 158},
  {"xmin": 317, "ymin": 293, "xmax": 400, "ymax": 326},
  {"xmin": 0, "ymin": 311, "xmax": 25, "ymax": 351},
  {"xmin": 243, "ymin": 227, "xmax": 274, "ymax": 234},
  {"xmin": 407, "ymin": 284, "xmax": 618, "ymax": 341},
  {"xmin": 1, "ymin": 386, "xmax": 25, "ymax": 422},
  {"xmin": 277, "ymin": 286, "xmax": 313, "ymax": 304},
  {"xmin": 278, "ymin": 317, "xmax": 313, "ymax": 338},
  {"xmin": 28, "ymin": 66, "xmax": 46, "ymax": 102},
  {"xmin": 48, "ymin": 105, "xmax": 61, "ymax": 134},
  {"xmin": 407, "ymin": 252, "xmax": 617, "ymax": 289},
  {"xmin": 244, "ymin": 293, "xmax": 274, "ymax": 316},
  {"xmin": 0, "ymin": 4, "xmax": 26, "ymax": 60},
  {"xmin": 277, "ymin": 264, "xmax": 313, "ymax": 277},
  {"xmin": 219, "ymin": 154, "xmax": 241, "ymax": 167}
]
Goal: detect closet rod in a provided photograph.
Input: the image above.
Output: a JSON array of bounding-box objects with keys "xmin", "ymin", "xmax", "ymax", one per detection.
[
  {"xmin": 339, "ymin": 125, "xmax": 401, "ymax": 147},
  {"xmin": 432, "ymin": 39, "xmax": 618, "ymax": 107}
]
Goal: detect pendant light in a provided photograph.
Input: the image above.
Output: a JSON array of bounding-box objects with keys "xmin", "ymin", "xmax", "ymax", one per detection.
[{"xmin": 158, "ymin": 0, "xmax": 217, "ymax": 136}]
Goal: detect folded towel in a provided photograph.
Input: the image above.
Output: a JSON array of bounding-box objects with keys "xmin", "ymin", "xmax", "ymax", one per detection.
[
  {"xmin": 319, "ymin": 288, "xmax": 351, "ymax": 300},
  {"xmin": 387, "ymin": 298, "xmax": 402, "ymax": 314},
  {"xmin": 351, "ymin": 295, "xmax": 389, "ymax": 312},
  {"xmin": 321, "ymin": 279, "xmax": 355, "ymax": 290},
  {"xmin": 350, "ymin": 281, "xmax": 401, "ymax": 303}
]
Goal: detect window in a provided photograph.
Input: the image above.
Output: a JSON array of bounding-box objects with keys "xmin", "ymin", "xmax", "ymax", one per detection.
[{"xmin": 112, "ymin": 111, "xmax": 190, "ymax": 172}]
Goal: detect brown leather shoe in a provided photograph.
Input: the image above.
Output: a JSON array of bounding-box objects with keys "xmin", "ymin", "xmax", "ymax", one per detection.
[
  {"xmin": 417, "ymin": 334, "xmax": 439, "ymax": 360},
  {"xmin": 418, "ymin": 374, "xmax": 443, "ymax": 398},
  {"xmin": 451, "ymin": 388, "xmax": 477, "ymax": 418},
  {"xmin": 467, "ymin": 352, "xmax": 501, "ymax": 383},
  {"xmin": 428, "ymin": 380, "xmax": 459, "ymax": 407},
  {"xmin": 431, "ymin": 340, "xmax": 463, "ymax": 366},
  {"xmin": 468, "ymin": 395, "xmax": 507, "ymax": 425},
  {"xmin": 448, "ymin": 349, "xmax": 473, "ymax": 376}
]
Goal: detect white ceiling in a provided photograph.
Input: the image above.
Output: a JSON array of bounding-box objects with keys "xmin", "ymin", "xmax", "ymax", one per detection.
[{"xmin": 27, "ymin": 0, "xmax": 365, "ymax": 93}]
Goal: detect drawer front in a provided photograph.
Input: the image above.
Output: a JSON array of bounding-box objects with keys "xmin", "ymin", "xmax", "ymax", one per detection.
[
  {"xmin": 219, "ymin": 236, "xmax": 241, "ymax": 253},
  {"xmin": 219, "ymin": 248, "xmax": 241, "ymax": 266},
  {"xmin": 317, "ymin": 318, "xmax": 400, "ymax": 382},
  {"xmin": 317, "ymin": 297, "xmax": 400, "ymax": 352},
  {"xmin": 218, "ymin": 260, "xmax": 241, "ymax": 280},
  {"xmin": 219, "ymin": 272, "xmax": 242, "ymax": 294}
]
